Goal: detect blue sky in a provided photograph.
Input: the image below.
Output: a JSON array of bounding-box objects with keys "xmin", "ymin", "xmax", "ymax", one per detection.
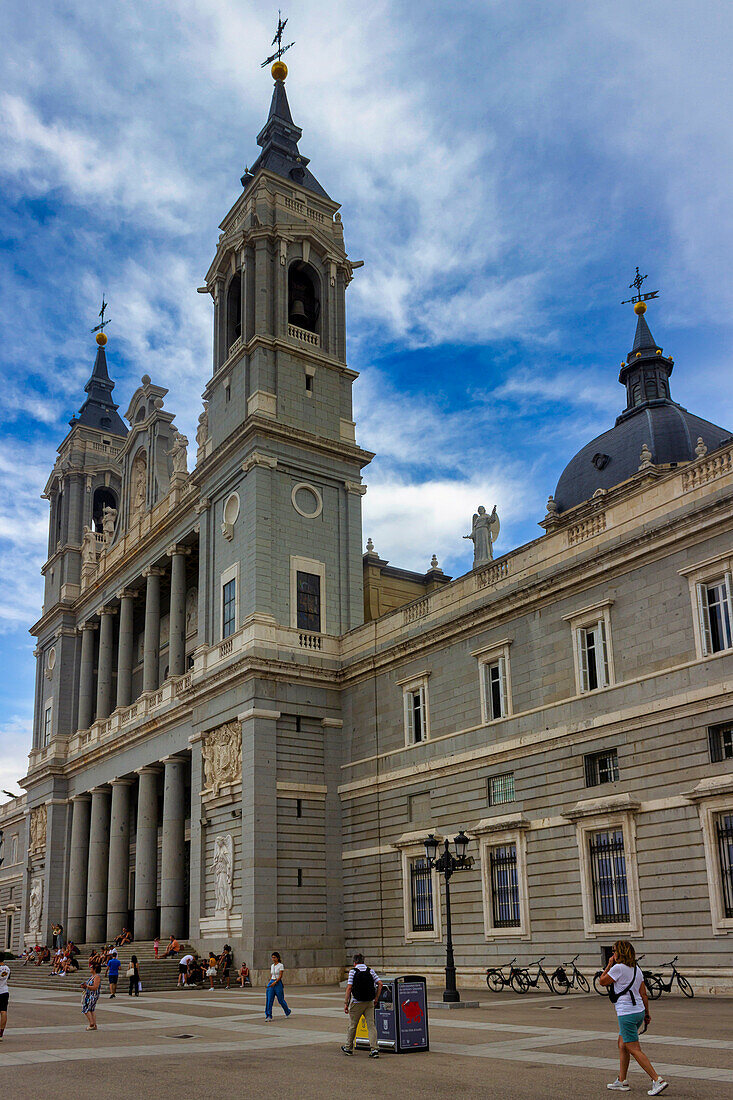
[{"xmin": 0, "ymin": 0, "xmax": 731, "ymax": 797}]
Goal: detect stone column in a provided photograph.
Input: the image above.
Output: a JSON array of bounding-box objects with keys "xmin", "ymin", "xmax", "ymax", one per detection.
[
  {"xmin": 116, "ymin": 589, "xmax": 135, "ymax": 709},
  {"xmin": 142, "ymin": 567, "xmax": 163, "ymax": 693},
  {"xmin": 67, "ymin": 795, "xmax": 91, "ymax": 943},
  {"xmin": 167, "ymin": 547, "xmax": 189, "ymax": 678},
  {"xmin": 95, "ymin": 607, "xmax": 117, "ymax": 720},
  {"xmin": 134, "ymin": 766, "xmax": 160, "ymax": 940},
  {"xmin": 77, "ymin": 621, "xmax": 97, "ymax": 730},
  {"xmin": 160, "ymin": 756, "xmax": 187, "ymax": 938},
  {"xmin": 106, "ymin": 778, "xmax": 133, "ymax": 940},
  {"xmin": 85, "ymin": 786, "xmax": 111, "ymax": 943}
]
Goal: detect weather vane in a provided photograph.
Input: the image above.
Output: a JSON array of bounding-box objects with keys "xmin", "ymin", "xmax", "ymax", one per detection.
[
  {"xmin": 91, "ymin": 296, "xmax": 111, "ymax": 334},
  {"xmin": 621, "ymin": 267, "xmax": 659, "ymax": 306},
  {"xmin": 261, "ymin": 11, "xmax": 294, "ymax": 68}
]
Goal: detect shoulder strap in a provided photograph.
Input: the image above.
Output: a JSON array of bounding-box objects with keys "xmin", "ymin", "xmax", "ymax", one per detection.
[{"xmin": 614, "ymin": 966, "xmax": 638, "ymax": 1002}]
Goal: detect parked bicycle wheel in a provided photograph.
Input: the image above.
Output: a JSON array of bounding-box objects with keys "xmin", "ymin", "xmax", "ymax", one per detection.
[
  {"xmin": 645, "ymin": 974, "xmax": 662, "ymax": 1000},
  {"xmin": 551, "ymin": 968, "xmax": 570, "ymax": 994},
  {"xmin": 593, "ymin": 971, "xmax": 610, "ymax": 995},
  {"xmin": 486, "ymin": 970, "xmax": 504, "ymax": 992},
  {"xmin": 575, "ymin": 971, "xmax": 590, "ymax": 993},
  {"xmin": 676, "ymin": 974, "xmax": 694, "ymax": 998},
  {"xmin": 511, "ymin": 971, "xmax": 529, "ymax": 994}
]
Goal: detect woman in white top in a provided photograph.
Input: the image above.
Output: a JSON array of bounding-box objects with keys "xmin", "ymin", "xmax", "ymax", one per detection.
[
  {"xmin": 265, "ymin": 951, "xmax": 292, "ymax": 1020},
  {"xmin": 0, "ymin": 952, "xmax": 10, "ymax": 1041},
  {"xmin": 599, "ymin": 940, "xmax": 668, "ymax": 1095}
]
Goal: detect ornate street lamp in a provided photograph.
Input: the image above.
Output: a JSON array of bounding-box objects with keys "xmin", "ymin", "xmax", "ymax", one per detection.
[{"xmin": 423, "ymin": 830, "xmax": 474, "ymax": 1003}]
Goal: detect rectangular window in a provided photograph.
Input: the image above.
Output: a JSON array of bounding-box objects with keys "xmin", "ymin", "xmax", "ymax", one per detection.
[
  {"xmin": 577, "ymin": 620, "xmax": 610, "ymax": 692},
  {"xmin": 589, "ymin": 829, "xmax": 629, "ymax": 923},
  {"xmin": 43, "ymin": 704, "xmax": 52, "ymax": 746},
  {"xmin": 709, "ymin": 724, "xmax": 733, "ymax": 763},
  {"xmin": 584, "ymin": 749, "xmax": 619, "ymax": 787},
  {"xmin": 716, "ymin": 813, "xmax": 733, "ymax": 919},
  {"xmin": 409, "ymin": 856, "xmax": 434, "ymax": 932},
  {"xmin": 222, "ymin": 578, "xmax": 236, "ymax": 638},
  {"xmin": 483, "ymin": 658, "xmax": 507, "ymax": 720},
  {"xmin": 297, "ymin": 867, "xmax": 303, "ymax": 888},
  {"xmin": 489, "ymin": 844, "xmax": 521, "ymax": 928},
  {"xmin": 11, "ymin": 835, "xmax": 18, "ymax": 864},
  {"xmin": 405, "ymin": 686, "xmax": 426, "ymax": 744},
  {"xmin": 697, "ymin": 577, "xmax": 733, "ymax": 655},
  {"xmin": 488, "ymin": 772, "xmax": 515, "ymax": 805},
  {"xmin": 296, "ymin": 798, "xmax": 302, "ymax": 819},
  {"xmin": 296, "ymin": 571, "xmax": 321, "ymax": 632}
]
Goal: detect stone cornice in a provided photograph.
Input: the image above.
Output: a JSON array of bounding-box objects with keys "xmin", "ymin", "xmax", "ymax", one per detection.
[{"xmin": 562, "ymin": 793, "xmax": 641, "ymax": 821}]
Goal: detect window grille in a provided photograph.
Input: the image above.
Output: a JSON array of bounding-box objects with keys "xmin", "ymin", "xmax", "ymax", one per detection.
[
  {"xmin": 488, "ymin": 773, "xmax": 515, "ymax": 805},
  {"xmin": 410, "ymin": 857, "xmax": 434, "ymax": 932},
  {"xmin": 489, "ymin": 844, "xmax": 520, "ymax": 927},
  {"xmin": 697, "ymin": 575, "xmax": 733, "ymax": 655},
  {"xmin": 296, "ymin": 571, "xmax": 321, "ymax": 632},
  {"xmin": 222, "ymin": 578, "xmax": 236, "ymax": 638},
  {"xmin": 709, "ymin": 723, "xmax": 733, "ymax": 763},
  {"xmin": 717, "ymin": 813, "xmax": 733, "ymax": 919},
  {"xmin": 589, "ymin": 829, "xmax": 629, "ymax": 923},
  {"xmin": 584, "ymin": 749, "xmax": 619, "ymax": 787}
]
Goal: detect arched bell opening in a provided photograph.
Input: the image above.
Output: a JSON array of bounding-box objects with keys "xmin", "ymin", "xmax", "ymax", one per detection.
[
  {"xmin": 92, "ymin": 487, "xmax": 118, "ymax": 533},
  {"xmin": 288, "ymin": 261, "xmax": 320, "ymax": 334},
  {"xmin": 226, "ymin": 272, "xmax": 242, "ymax": 352}
]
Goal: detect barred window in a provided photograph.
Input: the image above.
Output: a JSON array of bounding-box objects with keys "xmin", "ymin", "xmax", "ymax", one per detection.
[
  {"xmin": 709, "ymin": 724, "xmax": 733, "ymax": 763},
  {"xmin": 222, "ymin": 578, "xmax": 236, "ymax": 638},
  {"xmin": 589, "ymin": 829, "xmax": 629, "ymax": 924},
  {"xmin": 584, "ymin": 749, "xmax": 619, "ymax": 787},
  {"xmin": 296, "ymin": 571, "xmax": 321, "ymax": 632},
  {"xmin": 717, "ymin": 813, "xmax": 733, "ymax": 920},
  {"xmin": 697, "ymin": 575, "xmax": 733, "ymax": 655},
  {"xmin": 409, "ymin": 856, "xmax": 434, "ymax": 932},
  {"xmin": 489, "ymin": 844, "xmax": 520, "ymax": 927},
  {"xmin": 488, "ymin": 773, "xmax": 515, "ymax": 806}
]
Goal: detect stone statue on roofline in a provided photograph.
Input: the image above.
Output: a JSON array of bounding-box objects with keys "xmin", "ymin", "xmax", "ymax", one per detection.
[{"xmin": 464, "ymin": 505, "xmax": 500, "ymax": 569}]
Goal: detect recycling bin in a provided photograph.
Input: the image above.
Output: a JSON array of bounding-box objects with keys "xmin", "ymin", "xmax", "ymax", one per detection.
[{"xmin": 355, "ymin": 974, "xmax": 429, "ymax": 1053}]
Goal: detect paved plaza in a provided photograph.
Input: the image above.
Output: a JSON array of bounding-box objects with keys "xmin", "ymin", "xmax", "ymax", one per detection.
[{"xmin": 1, "ymin": 984, "xmax": 732, "ymax": 1098}]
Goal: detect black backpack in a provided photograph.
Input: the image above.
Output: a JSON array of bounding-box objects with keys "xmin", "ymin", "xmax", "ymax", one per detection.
[{"xmin": 351, "ymin": 965, "xmax": 375, "ymax": 1001}]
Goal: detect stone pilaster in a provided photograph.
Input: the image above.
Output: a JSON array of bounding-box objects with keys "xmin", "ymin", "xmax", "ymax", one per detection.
[
  {"xmin": 106, "ymin": 778, "xmax": 134, "ymax": 940},
  {"xmin": 116, "ymin": 589, "xmax": 135, "ymax": 708},
  {"xmin": 77, "ymin": 621, "xmax": 97, "ymax": 731},
  {"xmin": 142, "ymin": 567, "xmax": 164, "ymax": 693},
  {"xmin": 67, "ymin": 795, "xmax": 91, "ymax": 943},
  {"xmin": 167, "ymin": 546, "xmax": 190, "ymax": 678},
  {"xmin": 86, "ymin": 786, "xmax": 111, "ymax": 943},
  {"xmin": 160, "ymin": 756, "xmax": 187, "ymax": 937},
  {"xmin": 134, "ymin": 766, "xmax": 160, "ymax": 940},
  {"xmin": 240, "ymin": 708, "xmax": 279, "ymax": 965},
  {"xmin": 95, "ymin": 606, "xmax": 117, "ymax": 720}
]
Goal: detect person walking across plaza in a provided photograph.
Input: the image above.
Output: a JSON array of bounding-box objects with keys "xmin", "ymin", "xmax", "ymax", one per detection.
[
  {"xmin": 265, "ymin": 951, "xmax": 291, "ymax": 1020},
  {"xmin": 599, "ymin": 940, "xmax": 668, "ymax": 1095},
  {"xmin": 0, "ymin": 952, "xmax": 10, "ymax": 1041},
  {"xmin": 341, "ymin": 953, "xmax": 383, "ymax": 1058},
  {"xmin": 106, "ymin": 949, "xmax": 121, "ymax": 998},
  {"xmin": 81, "ymin": 962, "xmax": 102, "ymax": 1030},
  {"xmin": 127, "ymin": 955, "xmax": 141, "ymax": 997}
]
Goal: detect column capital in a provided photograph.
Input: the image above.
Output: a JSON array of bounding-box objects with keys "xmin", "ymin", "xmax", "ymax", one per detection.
[
  {"xmin": 134, "ymin": 764, "xmax": 162, "ymax": 776},
  {"xmin": 110, "ymin": 776, "xmax": 135, "ymax": 787},
  {"xmin": 98, "ymin": 605, "xmax": 118, "ymax": 617},
  {"xmin": 142, "ymin": 566, "xmax": 165, "ymax": 579},
  {"xmin": 194, "ymin": 496, "xmax": 211, "ymax": 515},
  {"xmin": 116, "ymin": 587, "xmax": 137, "ymax": 600},
  {"xmin": 78, "ymin": 620, "xmax": 98, "ymax": 633},
  {"xmin": 166, "ymin": 544, "xmax": 191, "ymax": 558},
  {"xmin": 72, "ymin": 793, "xmax": 92, "ymax": 804},
  {"xmin": 161, "ymin": 754, "xmax": 188, "ymax": 766},
  {"xmin": 90, "ymin": 785, "xmax": 111, "ymax": 795},
  {"xmin": 344, "ymin": 480, "xmax": 367, "ymax": 496}
]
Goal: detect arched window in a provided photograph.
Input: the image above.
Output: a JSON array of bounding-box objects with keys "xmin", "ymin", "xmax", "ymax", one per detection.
[
  {"xmin": 92, "ymin": 487, "xmax": 117, "ymax": 533},
  {"xmin": 288, "ymin": 261, "xmax": 320, "ymax": 334},
  {"xmin": 631, "ymin": 382, "xmax": 642, "ymax": 406},
  {"xmin": 645, "ymin": 376, "xmax": 658, "ymax": 400},
  {"xmin": 226, "ymin": 273, "xmax": 242, "ymax": 351}
]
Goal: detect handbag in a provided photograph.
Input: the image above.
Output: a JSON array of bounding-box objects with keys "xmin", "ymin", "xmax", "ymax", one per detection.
[
  {"xmin": 126, "ymin": 967, "xmax": 135, "ymax": 978},
  {"xmin": 608, "ymin": 965, "xmax": 638, "ymax": 1005}
]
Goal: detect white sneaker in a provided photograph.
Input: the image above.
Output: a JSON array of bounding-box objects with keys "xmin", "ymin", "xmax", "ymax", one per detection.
[
  {"xmin": 607, "ymin": 1082, "xmax": 630, "ymax": 1092},
  {"xmin": 648, "ymin": 1081, "xmax": 668, "ymax": 1096}
]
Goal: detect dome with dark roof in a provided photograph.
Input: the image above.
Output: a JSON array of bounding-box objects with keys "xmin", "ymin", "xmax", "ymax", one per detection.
[{"xmin": 553, "ymin": 306, "xmax": 731, "ymax": 513}]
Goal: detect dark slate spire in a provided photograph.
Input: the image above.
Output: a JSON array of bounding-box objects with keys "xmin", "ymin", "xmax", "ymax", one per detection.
[
  {"xmin": 617, "ymin": 302, "xmax": 674, "ymax": 417},
  {"xmin": 245, "ymin": 78, "xmax": 330, "ymax": 199},
  {"xmin": 631, "ymin": 308, "xmax": 657, "ymax": 354},
  {"xmin": 71, "ymin": 337, "xmax": 127, "ymax": 435}
]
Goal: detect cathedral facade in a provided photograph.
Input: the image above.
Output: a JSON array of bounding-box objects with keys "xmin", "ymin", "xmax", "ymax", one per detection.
[{"xmin": 1, "ymin": 72, "xmax": 732, "ymax": 989}]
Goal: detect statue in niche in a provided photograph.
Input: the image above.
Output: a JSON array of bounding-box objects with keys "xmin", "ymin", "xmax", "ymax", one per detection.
[
  {"xmin": 169, "ymin": 432, "xmax": 189, "ymax": 477},
  {"xmin": 29, "ymin": 878, "xmax": 43, "ymax": 933},
  {"xmin": 196, "ymin": 403, "xmax": 210, "ymax": 448},
  {"xmin": 29, "ymin": 804, "xmax": 47, "ymax": 852},
  {"xmin": 202, "ymin": 722, "xmax": 242, "ymax": 797},
  {"xmin": 81, "ymin": 526, "xmax": 97, "ymax": 567},
  {"xmin": 463, "ymin": 505, "xmax": 500, "ymax": 569},
  {"xmin": 212, "ymin": 833, "xmax": 234, "ymax": 914},
  {"xmin": 102, "ymin": 504, "xmax": 117, "ymax": 544},
  {"xmin": 131, "ymin": 451, "xmax": 147, "ymax": 518},
  {"xmin": 186, "ymin": 587, "xmax": 198, "ymax": 634}
]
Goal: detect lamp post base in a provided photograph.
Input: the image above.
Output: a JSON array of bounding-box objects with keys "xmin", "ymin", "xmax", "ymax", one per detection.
[{"xmin": 442, "ymin": 989, "xmax": 461, "ymax": 1003}]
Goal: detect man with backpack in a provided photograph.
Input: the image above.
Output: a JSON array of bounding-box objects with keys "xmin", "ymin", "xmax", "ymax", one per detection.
[{"xmin": 341, "ymin": 953, "xmax": 383, "ymax": 1058}]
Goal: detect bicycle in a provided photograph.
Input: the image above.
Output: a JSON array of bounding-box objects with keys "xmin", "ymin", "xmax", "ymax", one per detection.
[
  {"xmin": 557, "ymin": 953, "xmax": 590, "ymax": 993},
  {"xmin": 485, "ymin": 956, "xmax": 529, "ymax": 994},
  {"xmin": 515, "ymin": 957, "xmax": 569, "ymax": 995},
  {"xmin": 643, "ymin": 956, "xmax": 693, "ymax": 999},
  {"xmin": 593, "ymin": 953, "xmax": 646, "ymax": 996}
]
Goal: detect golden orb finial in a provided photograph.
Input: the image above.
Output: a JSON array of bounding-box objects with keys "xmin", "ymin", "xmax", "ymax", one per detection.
[
  {"xmin": 271, "ymin": 60, "xmax": 288, "ymax": 81},
  {"xmin": 634, "ymin": 300, "xmax": 647, "ymax": 315},
  {"xmin": 95, "ymin": 331, "xmax": 108, "ymax": 347}
]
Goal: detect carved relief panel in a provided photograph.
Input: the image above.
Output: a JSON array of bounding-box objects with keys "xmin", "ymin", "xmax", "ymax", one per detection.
[{"xmin": 201, "ymin": 721, "xmax": 242, "ymax": 798}]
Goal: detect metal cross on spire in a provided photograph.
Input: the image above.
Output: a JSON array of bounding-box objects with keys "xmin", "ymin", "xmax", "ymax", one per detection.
[
  {"xmin": 91, "ymin": 295, "xmax": 111, "ymax": 334},
  {"xmin": 621, "ymin": 266, "xmax": 660, "ymax": 306},
  {"xmin": 261, "ymin": 11, "xmax": 295, "ymax": 68}
]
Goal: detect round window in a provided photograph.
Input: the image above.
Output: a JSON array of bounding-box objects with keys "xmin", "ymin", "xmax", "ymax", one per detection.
[
  {"xmin": 291, "ymin": 482, "xmax": 323, "ymax": 519},
  {"xmin": 47, "ymin": 647, "xmax": 56, "ymax": 671},
  {"xmin": 223, "ymin": 492, "xmax": 240, "ymax": 526}
]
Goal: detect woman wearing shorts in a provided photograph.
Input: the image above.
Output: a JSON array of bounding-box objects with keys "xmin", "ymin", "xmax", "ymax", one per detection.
[
  {"xmin": 0, "ymin": 952, "xmax": 10, "ymax": 1040},
  {"xmin": 599, "ymin": 940, "xmax": 667, "ymax": 1095}
]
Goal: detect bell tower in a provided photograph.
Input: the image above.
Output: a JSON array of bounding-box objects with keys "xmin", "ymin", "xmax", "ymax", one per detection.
[{"xmin": 194, "ymin": 59, "xmax": 372, "ymax": 636}]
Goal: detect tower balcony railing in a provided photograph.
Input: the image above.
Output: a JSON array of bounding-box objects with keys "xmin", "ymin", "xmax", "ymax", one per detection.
[{"xmin": 288, "ymin": 323, "xmax": 320, "ymax": 347}]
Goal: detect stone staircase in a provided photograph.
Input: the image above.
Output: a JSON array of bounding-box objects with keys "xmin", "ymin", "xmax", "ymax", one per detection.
[{"xmin": 7, "ymin": 942, "xmax": 218, "ymax": 994}]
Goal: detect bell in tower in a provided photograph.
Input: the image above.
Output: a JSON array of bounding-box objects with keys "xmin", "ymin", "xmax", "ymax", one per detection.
[{"xmin": 288, "ymin": 260, "xmax": 319, "ymax": 333}]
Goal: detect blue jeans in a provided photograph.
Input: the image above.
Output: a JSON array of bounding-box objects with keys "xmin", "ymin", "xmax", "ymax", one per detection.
[{"xmin": 265, "ymin": 980, "xmax": 290, "ymax": 1018}]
